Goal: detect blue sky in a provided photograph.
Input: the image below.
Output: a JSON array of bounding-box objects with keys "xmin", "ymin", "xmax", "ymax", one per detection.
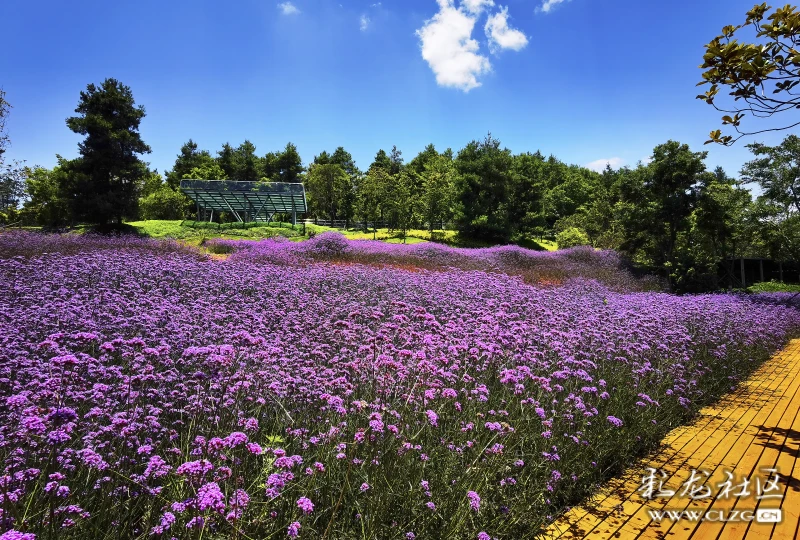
[{"xmin": 2, "ymin": 0, "xmax": 791, "ymax": 177}]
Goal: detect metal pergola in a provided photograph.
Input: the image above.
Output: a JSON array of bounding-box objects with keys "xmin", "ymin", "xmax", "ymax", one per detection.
[{"xmin": 180, "ymin": 179, "xmax": 307, "ymax": 224}]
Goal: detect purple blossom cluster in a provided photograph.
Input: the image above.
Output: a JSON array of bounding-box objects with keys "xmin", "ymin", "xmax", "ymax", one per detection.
[
  {"xmin": 210, "ymin": 232, "xmax": 663, "ymax": 291},
  {"xmin": 0, "ymin": 231, "xmax": 798, "ymax": 538}
]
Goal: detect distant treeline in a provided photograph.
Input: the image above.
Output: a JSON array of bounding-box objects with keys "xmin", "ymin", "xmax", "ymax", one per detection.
[{"xmin": 1, "ymin": 79, "xmax": 798, "ymax": 292}]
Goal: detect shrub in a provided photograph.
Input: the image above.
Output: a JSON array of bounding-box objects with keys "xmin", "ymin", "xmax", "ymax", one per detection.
[
  {"xmin": 556, "ymin": 227, "xmax": 590, "ymax": 249},
  {"xmin": 747, "ymin": 280, "xmax": 800, "ymax": 294},
  {"xmin": 139, "ymin": 187, "xmax": 189, "ymax": 220}
]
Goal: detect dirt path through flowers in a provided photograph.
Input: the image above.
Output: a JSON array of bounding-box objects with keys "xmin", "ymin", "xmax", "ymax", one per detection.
[{"xmin": 546, "ymin": 339, "xmax": 800, "ymax": 540}]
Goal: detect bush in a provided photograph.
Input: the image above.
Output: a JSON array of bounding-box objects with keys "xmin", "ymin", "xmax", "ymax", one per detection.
[
  {"xmin": 748, "ymin": 280, "xmax": 800, "ymax": 293},
  {"xmin": 139, "ymin": 188, "xmax": 189, "ymax": 220},
  {"xmin": 556, "ymin": 227, "xmax": 590, "ymax": 249}
]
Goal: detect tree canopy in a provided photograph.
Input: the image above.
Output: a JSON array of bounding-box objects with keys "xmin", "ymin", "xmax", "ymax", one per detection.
[{"xmin": 62, "ymin": 78, "xmax": 151, "ymax": 224}]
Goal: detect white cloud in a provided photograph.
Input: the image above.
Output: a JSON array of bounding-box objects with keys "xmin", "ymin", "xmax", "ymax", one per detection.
[
  {"xmin": 461, "ymin": 0, "xmax": 494, "ymax": 14},
  {"xmin": 416, "ymin": 1, "xmax": 492, "ymax": 91},
  {"xmin": 370, "ymin": 2, "xmax": 382, "ymax": 6},
  {"xmin": 360, "ymin": 14, "xmax": 370, "ymax": 31},
  {"xmin": 485, "ymin": 7, "xmax": 528, "ymax": 53},
  {"xmin": 585, "ymin": 157, "xmax": 624, "ymax": 172},
  {"xmin": 641, "ymin": 156, "xmax": 653, "ymax": 165},
  {"xmin": 278, "ymin": 2, "xmax": 300, "ymax": 15},
  {"xmin": 537, "ymin": 0, "xmax": 569, "ymax": 14}
]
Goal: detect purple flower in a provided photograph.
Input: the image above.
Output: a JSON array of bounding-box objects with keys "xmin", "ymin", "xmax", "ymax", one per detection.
[
  {"xmin": 360, "ymin": 482, "xmax": 370, "ymax": 492},
  {"xmin": 467, "ymin": 490, "xmax": 481, "ymax": 512},
  {"xmin": 287, "ymin": 521, "xmax": 301, "ymax": 538},
  {"xmin": 297, "ymin": 496, "xmax": 314, "ymax": 514},
  {"xmin": 196, "ymin": 482, "xmax": 225, "ymax": 513},
  {"xmin": 176, "ymin": 459, "xmax": 213, "ymax": 477},
  {"xmin": 425, "ymin": 410, "xmax": 439, "ymax": 427},
  {"xmin": 607, "ymin": 416, "xmax": 624, "ymax": 427},
  {"xmin": 0, "ymin": 532, "xmax": 37, "ymax": 540},
  {"xmin": 225, "ymin": 431, "xmax": 248, "ymax": 447}
]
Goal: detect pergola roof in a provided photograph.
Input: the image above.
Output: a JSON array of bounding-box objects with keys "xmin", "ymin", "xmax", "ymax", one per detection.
[{"xmin": 180, "ymin": 180, "xmax": 307, "ymax": 219}]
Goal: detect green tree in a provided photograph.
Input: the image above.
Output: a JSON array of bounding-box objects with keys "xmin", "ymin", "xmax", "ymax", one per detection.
[
  {"xmin": 328, "ymin": 147, "xmax": 359, "ymax": 228},
  {"xmin": 389, "ymin": 145, "xmax": 404, "ymax": 175},
  {"xmin": 139, "ymin": 188, "xmax": 188, "ymax": 220},
  {"xmin": 164, "ymin": 140, "xmax": 216, "ymax": 189},
  {"xmin": 357, "ymin": 167, "xmax": 388, "ymax": 237},
  {"xmin": 454, "ymin": 134, "xmax": 515, "ymax": 241},
  {"xmin": 63, "ymin": 78, "xmax": 151, "ymax": 224},
  {"xmin": 185, "ymin": 162, "xmax": 228, "ymax": 181},
  {"xmin": 276, "ymin": 142, "xmax": 304, "ymax": 183},
  {"xmin": 384, "ymin": 170, "xmax": 415, "ymax": 241},
  {"xmin": 370, "ymin": 149, "xmax": 392, "ymax": 172},
  {"xmin": 217, "ymin": 143, "xmax": 237, "ymax": 179},
  {"xmin": 509, "ymin": 152, "xmax": 547, "ymax": 236},
  {"xmin": 21, "ymin": 164, "xmax": 70, "ymax": 226},
  {"xmin": 0, "ymin": 89, "xmax": 10, "ymax": 162},
  {"xmin": 305, "ymin": 163, "xmax": 349, "ymax": 222},
  {"xmin": 261, "ymin": 151, "xmax": 280, "ymax": 181},
  {"xmin": 236, "ymin": 140, "xmax": 260, "ymax": 181},
  {"xmin": 691, "ymin": 167, "xmax": 754, "ymax": 287},
  {"xmin": 419, "ymin": 153, "xmax": 455, "ymax": 231},
  {"xmin": 698, "ymin": 3, "xmax": 800, "ymax": 145},
  {"xmin": 141, "ymin": 170, "xmax": 165, "ymax": 198},
  {"xmin": 556, "ymin": 227, "xmax": 590, "ymax": 249},
  {"xmin": 741, "ymin": 134, "xmax": 800, "ymax": 262},
  {"xmin": 741, "ymin": 134, "xmax": 800, "ymax": 213},
  {"xmin": 618, "ymin": 141, "xmax": 707, "ymax": 289},
  {"xmin": 0, "ymin": 90, "xmax": 27, "ymax": 221}
]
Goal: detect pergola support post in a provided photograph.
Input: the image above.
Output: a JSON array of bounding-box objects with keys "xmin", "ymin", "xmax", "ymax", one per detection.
[{"xmin": 740, "ymin": 258, "xmax": 746, "ymax": 288}]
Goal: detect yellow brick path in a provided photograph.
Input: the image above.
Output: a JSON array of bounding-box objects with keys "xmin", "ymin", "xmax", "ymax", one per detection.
[{"xmin": 545, "ymin": 339, "xmax": 800, "ymax": 540}]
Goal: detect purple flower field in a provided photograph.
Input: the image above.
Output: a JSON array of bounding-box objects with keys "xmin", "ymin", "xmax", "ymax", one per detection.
[
  {"xmin": 206, "ymin": 232, "xmax": 662, "ymax": 291},
  {"xmin": 1, "ymin": 232, "xmax": 798, "ymax": 539}
]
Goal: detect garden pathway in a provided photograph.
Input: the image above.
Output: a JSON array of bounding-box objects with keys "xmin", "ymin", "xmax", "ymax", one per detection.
[{"xmin": 545, "ymin": 338, "xmax": 800, "ymax": 540}]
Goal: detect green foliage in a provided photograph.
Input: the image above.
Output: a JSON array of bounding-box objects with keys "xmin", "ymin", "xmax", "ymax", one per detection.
[
  {"xmin": 698, "ymin": 3, "xmax": 800, "ymax": 144},
  {"xmin": 742, "ymin": 134, "xmax": 800, "ymax": 213},
  {"xmin": 741, "ymin": 134, "xmax": 800, "ymax": 261},
  {"xmin": 140, "ymin": 170, "xmax": 165, "ymax": 198},
  {"xmin": 164, "ymin": 140, "xmax": 216, "ymax": 189},
  {"xmin": 235, "ymin": 140, "xmax": 260, "ymax": 181},
  {"xmin": 420, "ymin": 153, "xmax": 456, "ymax": 232},
  {"xmin": 62, "ymin": 78, "xmax": 151, "ymax": 224},
  {"xmin": 126, "ymin": 220, "xmax": 303, "ymax": 241},
  {"xmin": 139, "ymin": 187, "xmax": 188, "ymax": 220},
  {"xmin": 20, "ymin": 165, "xmax": 70, "ymax": 226},
  {"xmin": 370, "ymin": 149, "xmax": 392, "ymax": 172},
  {"xmin": 0, "ymin": 88, "xmax": 10, "ymax": 162},
  {"xmin": 304, "ymin": 163, "xmax": 351, "ymax": 221},
  {"xmin": 384, "ymin": 170, "xmax": 415, "ymax": 241},
  {"xmin": 556, "ymin": 227, "xmax": 590, "ymax": 249},
  {"xmin": 356, "ymin": 166, "xmax": 387, "ymax": 237},
  {"xmin": 275, "ymin": 142, "xmax": 304, "ymax": 182},
  {"xmin": 748, "ymin": 280, "xmax": 800, "ymax": 293},
  {"xmin": 454, "ymin": 134, "xmax": 515, "ymax": 241},
  {"xmin": 612, "ymin": 141, "xmax": 707, "ymax": 288},
  {"xmin": 184, "ymin": 162, "xmax": 227, "ymax": 181},
  {"xmin": 0, "ymin": 90, "xmax": 27, "ymax": 219}
]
